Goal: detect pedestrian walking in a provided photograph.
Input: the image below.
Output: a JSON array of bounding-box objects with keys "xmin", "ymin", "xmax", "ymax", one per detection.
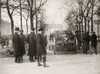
[
  {"xmin": 19, "ymin": 29, "xmax": 26, "ymax": 62},
  {"xmin": 12, "ymin": 27, "xmax": 21, "ymax": 63},
  {"xmin": 37, "ymin": 28, "xmax": 49, "ymax": 67},
  {"xmin": 90, "ymin": 32, "xmax": 97, "ymax": 55},
  {"xmin": 26, "ymin": 27, "xmax": 37, "ymax": 62}
]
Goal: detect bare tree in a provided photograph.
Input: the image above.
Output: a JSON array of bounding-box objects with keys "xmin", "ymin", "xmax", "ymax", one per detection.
[
  {"xmin": 1, "ymin": 0, "xmax": 21, "ymax": 35},
  {"xmin": 65, "ymin": 0, "xmax": 100, "ymax": 33},
  {"xmin": 26, "ymin": 0, "xmax": 48, "ymax": 29}
]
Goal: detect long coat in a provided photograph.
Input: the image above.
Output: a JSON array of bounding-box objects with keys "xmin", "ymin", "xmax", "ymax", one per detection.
[
  {"xmin": 83, "ymin": 33, "xmax": 90, "ymax": 50},
  {"xmin": 19, "ymin": 33, "xmax": 26, "ymax": 56},
  {"xmin": 91, "ymin": 34, "xmax": 97, "ymax": 47},
  {"xmin": 12, "ymin": 32, "xmax": 21, "ymax": 56},
  {"xmin": 26, "ymin": 32, "xmax": 37, "ymax": 56},
  {"xmin": 37, "ymin": 33, "xmax": 47, "ymax": 55}
]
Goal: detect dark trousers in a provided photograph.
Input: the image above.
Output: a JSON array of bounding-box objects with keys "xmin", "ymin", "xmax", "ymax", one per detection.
[
  {"xmin": 91, "ymin": 46, "xmax": 97, "ymax": 54},
  {"xmin": 15, "ymin": 55, "xmax": 21, "ymax": 63}
]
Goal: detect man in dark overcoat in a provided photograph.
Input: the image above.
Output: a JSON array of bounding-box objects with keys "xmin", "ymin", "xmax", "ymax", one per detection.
[
  {"xmin": 19, "ymin": 29, "xmax": 26, "ymax": 62},
  {"xmin": 12, "ymin": 27, "xmax": 21, "ymax": 63},
  {"xmin": 26, "ymin": 27, "xmax": 37, "ymax": 62},
  {"xmin": 37, "ymin": 28, "xmax": 48, "ymax": 67},
  {"xmin": 83, "ymin": 32, "xmax": 90, "ymax": 54},
  {"xmin": 90, "ymin": 32, "xmax": 97, "ymax": 54}
]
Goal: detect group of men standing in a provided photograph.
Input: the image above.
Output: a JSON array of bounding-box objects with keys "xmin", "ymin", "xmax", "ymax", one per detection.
[
  {"xmin": 76, "ymin": 31, "xmax": 98, "ymax": 55},
  {"xmin": 13, "ymin": 27, "xmax": 48, "ymax": 67}
]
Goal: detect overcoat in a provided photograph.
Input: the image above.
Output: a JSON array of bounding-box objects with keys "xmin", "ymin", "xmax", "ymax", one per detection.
[
  {"xmin": 12, "ymin": 32, "xmax": 21, "ymax": 56},
  {"xmin": 83, "ymin": 33, "xmax": 90, "ymax": 50},
  {"xmin": 91, "ymin": 34, "xmax": 97, "ymax": 47},
  {"xmin": 37, "ymin": 33, "xmax": 47, "ymax": 55},
  {"xmin": 26, "ymin": 32, "xmax": 37, "ymax": 56},
  {"xmin": 19, "ymin": 33, "xmax": 26, "ymax": 56}
]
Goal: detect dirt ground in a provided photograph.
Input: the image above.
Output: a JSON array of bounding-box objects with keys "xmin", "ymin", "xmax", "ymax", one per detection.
[
  {"xmin": 0, "ymin": 50, "xmax": 100, "ymax": 74},
  {"xmin": 0, "ymin": 41, "xmax": 100, "ymax": 74}
]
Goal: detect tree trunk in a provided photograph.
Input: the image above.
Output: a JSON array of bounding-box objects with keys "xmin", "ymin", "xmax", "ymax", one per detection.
[
  {"xmin": 26, "ymin": 20, "xmax": 28, "ymax": 35},
  {"xmin": 0, "ymin": 0, "xmax": 1, "ymax": 33},
  {"xmin": 36, "ymin": 12, "xmax": 38, "ymax": 34},
  {"xmin": 6, "ymin": 0, "xmax": 14, "ymax": 36},
  {"xmin": 81, "ymin": 17, "xmax": 83, "ymax": 32},
  {"xmin": 97, "ymin": 20, "xmax": 99, "ymax": 40},
  {"xmin": 20, "ymin": 0, "xmax": 23, "ymax": 29},
  {"xmin": 88, "ymin": 20, "xmax": 90, "ymax": 33},
  {"xmin": 84, "ymin": 17, "xmax": 87, "ymax": 33},
  {"xmin": 30, "ymin": 7, "xmax": 33, "ymax": 28},
  {"xmin": 11, "ymin": 18, "xmax": 14, "ymax": 36},
  {"xmin": 79, "ymin": 22, "xmax": 81, "ymax": 31},
  {"xmin": 91, "ymin": 0, "xmax": 94, "ymax": 32}
]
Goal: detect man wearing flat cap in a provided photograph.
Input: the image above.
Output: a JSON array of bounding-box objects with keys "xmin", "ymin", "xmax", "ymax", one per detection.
[
  {"xmin": 12, "ymin": 27, "xmax": 21, "ymax": 63},
  {"xmin": 37, "ymin": 28, "xmax": 49, "ymax": 67},
  {"xmin": 26, "ymin": 27, "xmax": 37, "ymax": 62}
]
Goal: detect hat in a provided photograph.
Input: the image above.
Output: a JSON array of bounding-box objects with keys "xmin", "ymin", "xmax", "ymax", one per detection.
[
  {"xmin": 15, "ymin": 27, "xmax": 19, "ymax": 31},
  {"xmin": 20, "ymin": 29, "xmax": 23, "ymax": 32},
  {"xmin": 39, "ymin": 28, "xmax": 44, "ymax": 31},
  {"xmin": 31, "ymin": 27, "xmax": 35, "ymax": 31}
]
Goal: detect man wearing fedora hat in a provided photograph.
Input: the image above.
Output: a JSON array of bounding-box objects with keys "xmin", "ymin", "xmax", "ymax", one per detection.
[
  {"xmin": 37, "ymin": 28, "xmax": 49, "ymax": 67},
  {"xmin": 12, "ymin": 27, "xmax": 21, "ymax": 63},
  {"xmin": 26, "ymin": 27, "xmax": 37, "ymax": 62}
]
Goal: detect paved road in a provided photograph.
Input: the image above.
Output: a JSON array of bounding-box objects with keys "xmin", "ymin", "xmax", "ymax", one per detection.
[
  {"xmin": 0, "ymin": 51, "xmax": 100, "ymax": 74},
  {"xmin": 0, "ymin": 41, "xmax": 100, "ymax": 74}
]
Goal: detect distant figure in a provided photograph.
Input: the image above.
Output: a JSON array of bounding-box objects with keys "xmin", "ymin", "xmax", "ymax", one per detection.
[
  {"xmin": 75, "ymin": 31, "xmax": 81, "ymax": 50},
  {"xmin": 0, "ymin": 37, "xmax": 6, "ymax": 49},
  {"xmin": 83, "ymin": 32, "xmax": 90, "ymax": 54},
  {"xmin": 68, "ymin": 34, "xmax": 77, "ymax": 54},
  {"xmin": 37, "ymin": 28, "xmax": 49, "ymax": 67},
  {"xmin": 5, "ymin": 38, "xmax": 9, "ymax": 47},
  {"xmin": 26, "ymin": 27, "xmax": 37, "ymax": 62},
  {"xmin": 19, "ymin": 29, "xmax": 26, "ymax": 62},
  {"xmin": 90, "ymin": 32, "xmax": 97, "ymax": 55},
  {"xmin": 12, "ymin": 27, "xmax": 21, "ymax": 63}
]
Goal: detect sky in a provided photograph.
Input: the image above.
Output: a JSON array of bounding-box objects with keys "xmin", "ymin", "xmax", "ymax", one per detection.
[{"xmin": 44, "ymin": 0, "xmax": 65, "ymax": 24}]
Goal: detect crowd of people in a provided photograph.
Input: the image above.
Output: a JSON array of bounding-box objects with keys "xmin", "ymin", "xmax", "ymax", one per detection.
[
  {"xmin": 12, "ymin": 27, "xmax": 49, "ymax": 67},
  {"xmin": 12, "ymin": 27, "xmax": 98, "ymax": 67},
  {"xmin": 75, "ymin": 31, "xmax": 98, "ymax": 55}
]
